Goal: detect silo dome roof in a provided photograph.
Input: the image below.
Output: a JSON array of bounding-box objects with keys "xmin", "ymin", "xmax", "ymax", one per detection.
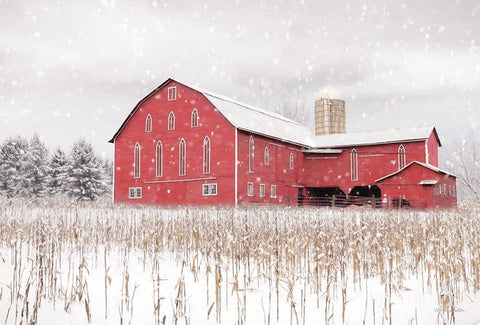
[{"xmin": 316, "ymin": 86, "xmax": 344, "ymax": 100}]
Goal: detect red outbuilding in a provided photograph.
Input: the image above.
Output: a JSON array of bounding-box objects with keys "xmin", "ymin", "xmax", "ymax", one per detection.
[{"xmin": 109, "ymin": 78, "xmax": 457, "ymax": 209}]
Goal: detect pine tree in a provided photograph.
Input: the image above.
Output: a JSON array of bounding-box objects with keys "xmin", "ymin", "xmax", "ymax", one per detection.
[
  {"xmin": 22, "ymin": 134, "xmax": 51, "ymax": 198},
  {"xmin": 65, "ymin": 139, "xmax": 108, "ymax": 201},
  {"xmin": 49, "ymin": 147, "xmax": 69, "ymax": 195},
  {"xmin": 0, "ymin": 136, "xmax": 29, "ymax": 198}
]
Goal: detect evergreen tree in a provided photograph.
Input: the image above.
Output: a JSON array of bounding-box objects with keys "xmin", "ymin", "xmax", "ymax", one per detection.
[
  {"xmin": 49, "ymin": 147, "xmax": 69, "ymax": 195},
  {"xmin": 22, "ymin": 134, "xmax": 51, "ymax": 198},
  {"xmin": 0, "ymin": 136, "xmax": 29, "ymax": 198},
  {"xmin": 65, "ymin": 139, "xmax": 108, "ymax": 201}
]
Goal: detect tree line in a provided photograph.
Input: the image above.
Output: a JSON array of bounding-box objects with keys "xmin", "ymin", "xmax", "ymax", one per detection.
[{"xmin": 0, "ymin": 134, "xmax": 112, "ymax": 202}]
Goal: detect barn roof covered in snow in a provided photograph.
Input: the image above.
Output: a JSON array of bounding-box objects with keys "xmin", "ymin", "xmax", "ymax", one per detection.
[
  {"xmin": 311, "ymin": 126, "xmax": 441, "ymax": 148},
  {"xmin": 109, "ymin": 78, "xmax": 440, "ymax": 149},
  {"xmin": 375, "ymin": 161, "xmax": 456, "ymax": 183},
  {"xmin": 182, "ymin": 81, "xmax": 316, "ymax": 147}
]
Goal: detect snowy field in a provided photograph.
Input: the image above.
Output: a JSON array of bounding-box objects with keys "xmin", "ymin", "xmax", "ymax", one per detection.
[{"xmin": 1, "ymin": 205, "xmax": 480, "ymax": 325}]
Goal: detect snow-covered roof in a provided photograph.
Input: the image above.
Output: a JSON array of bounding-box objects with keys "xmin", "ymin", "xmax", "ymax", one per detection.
[
  {"xmin": 316, "ymin": 86, "xmax": 344, "ymax": 100},
  {"xmin": 312, "ymin": 126, "xmax": 440, "ymax": 148},
  {"xmin": 183, "ymin": 82, "xmax": 315, "ymax": 147},
  {"xmin": 302, "ymin": 148, "xmax": 343, "ymax": 154},
  {"xmin": 375, "ymin": 161, "xmax": 456, "ymax": 183},
  {"xmin": 109, "ymin": 78, "xmax": 442, "ymax": 150}
]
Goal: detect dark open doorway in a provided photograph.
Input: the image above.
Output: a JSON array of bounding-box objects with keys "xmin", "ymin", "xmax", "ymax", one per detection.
[
  {"xmin": 304, "ymin": 187, "xmax": 347, "ymax": 207},
  {"xmin": 348, "ymin": 185, "xmax": 382, "ymax": 207}
]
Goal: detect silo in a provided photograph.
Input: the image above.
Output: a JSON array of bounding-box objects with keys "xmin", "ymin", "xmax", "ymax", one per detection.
[{"xmin": 314, "ymin": 86, "xmax": 346, "ymax": 135}]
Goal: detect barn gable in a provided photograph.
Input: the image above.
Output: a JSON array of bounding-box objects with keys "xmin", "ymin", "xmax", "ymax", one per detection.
[{"xmin": 375, "ymin": 161, "xmax": 455, "ymax": 183}]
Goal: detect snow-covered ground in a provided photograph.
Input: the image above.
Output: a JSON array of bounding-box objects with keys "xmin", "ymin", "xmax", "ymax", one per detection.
[{"xmin": 1, "ymin": 205, "xmax": 480, "ymax": 324}]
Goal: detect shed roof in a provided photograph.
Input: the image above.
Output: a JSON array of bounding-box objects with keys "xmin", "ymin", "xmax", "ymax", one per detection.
[{"xmin": 375, "ymin": 161, "xmax": 456, "ymax": 183}]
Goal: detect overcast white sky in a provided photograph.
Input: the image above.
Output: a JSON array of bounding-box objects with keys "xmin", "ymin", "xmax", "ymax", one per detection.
[{"xmin": 1, "ymin": 0, "xmax": 479, "ymax": 159}]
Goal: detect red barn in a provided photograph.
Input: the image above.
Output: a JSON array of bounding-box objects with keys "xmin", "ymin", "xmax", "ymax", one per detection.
[{"xmin": 109, "ymin": 78, "xmax": 457, "ymax": 209}]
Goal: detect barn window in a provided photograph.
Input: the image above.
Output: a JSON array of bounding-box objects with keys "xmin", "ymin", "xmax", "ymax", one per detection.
[
  {"xmin": 133, "ymin": 142, "xmax": 140, "ymax": 178},
  {"xmin": 350, "ymin": 149, "xmax": 358, "ymax": 181},
  {"xmin": 203, "ymin": 136, "xmax": 210, "ymax": 174},
  {"xmin": 271, "ymin": 185, "xmax": 277, "ymax": 198},
  {"xmin": 264, "ymin": 147, "xmax": 269, "ymax": 166},
  {"xmin": 168, "ymin": 111, "xmax": 175, "ymax": 130},
  {"xmin": 247, "ymin": 182, "xmax": 253, "ymax": 196},
  {"xmin": 145, "ymin": 114, "xmax": 152, "ymax": 132},
  {"xmin": 167, "ymin": 86, "xmax": 177, "ymax": 101},
  {"xmin": 398, "ymin": 145, "xmax": 406, "ymax": 170},
  {"xmin": 128, "ymin": 187, "xmax": 142, "ymax": 199},
  {"xmin": 259, "ymin": 184, "xmax": 265, "ymax": 197},
  {"xmin": 191, "ymin": 109, "xmax": 199, "ymax": 128},
  {"xmin": 202, "ymin": 183, "xmax": 217, "ymax": 196},
  {"xmin": 156, "ymin": 141, "xmax": 163, "ymax": 177},
  {"xmin": 249, "ymin": 135, "xmax": 254, "ymax": 173},
  {"xmin": 289, "ymin": 152, "xmax": 294, "ymax": 170},
  {"xmin": 179, "ymin": 138, "xmax": 186, "ymax": 176}
]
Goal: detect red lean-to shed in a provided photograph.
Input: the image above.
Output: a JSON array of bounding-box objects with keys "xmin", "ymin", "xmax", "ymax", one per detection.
[{"xmin": 109, "ymin": 78, "xmax": 456, "ymax": 209}]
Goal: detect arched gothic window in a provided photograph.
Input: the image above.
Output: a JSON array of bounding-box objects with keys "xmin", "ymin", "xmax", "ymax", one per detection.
[
  {"xmin": 168, "ymin": 111, "xmax": 175, "ymax": 130},
  {"xmin": 203, "ymin": 136, "xmax": 210, "ymax": 174},
  {"xmin": 350, "ymin": 149, "xmax": 358, "ymax": 181},
  {"xmin": 289, "ymin": 152, "xmax": 294, "ymax": 170},
  {"xmin": 264, "ymin": 146, "xmax": 269, "ymax": 166},
  {"xmin": 249, "ymin": 135, "xmax": 254, "ymax": 173},
  {"xmin": 179, "ymin": 138, "xmax": 186, "ymax": 176},
  {"xmin": 156, "ymin": 141, "xmax": 163, "ymax": 177},
  {"xmin": 398, "ymin": 145, "xmax": 406, "ymax": 170},
  {"xmin": 145, "ymin": 114, "xmax": 152, "ymax": 132},
  {"xmin": 191, "ymin": 109, "xmax": 199, "ymax": 128},
  {"xmin": 134, "ymin": 142, "xmax": 140, "ymax": 178}
]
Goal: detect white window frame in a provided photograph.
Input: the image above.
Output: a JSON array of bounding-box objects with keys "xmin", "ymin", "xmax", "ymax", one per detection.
[
  {"xmin": 350, "ymin": 149, "xmax": 358, "ymax": 181},
  {"xmin": 167, "ymin": 86, "xmax": 177, "ymax": 101},
  {"xmin": 145, "ymin": 114, "xmax": 152, "ymax": 133},
  {"xmin": 203, "ymin": 136, "xmax": 211, "ymax": 174},
  {"xmin": 289, "ymin": 152, "xmax": 294, "ymax": 170},
  {"xmin": 128, "ymin": 187, "xmax": 142, "ymax": 199},
  {"xmin": 398, "ymin": 145, "xmax": 406, "ymax": 170},
  {"xmin": 247, "ymin": 182, "xmax": 253, "ymax": 196},
  {"xmin": 168, "ymin": 111, "xmax": 175, "ymax": 130},
  {"xmin": 259, "ymin": 184, "xmax": 265, "ymax": 197},
  {"xmin": 249, "ymin": 135, "xmax": 254, "ymax": 173},
  {"xmin": 264, "ymin": 146, "xmax": 269, "ymax": 166},
  {"xmin": 156, "ymin": 141, "xmax": 163, "ymax": 177},
  {"xmin": 270, "ymin": 185, "xmax": 276, "ymax": 198},
  {"xmin": 134, "ymin": 142, "xmax": 140, "ymax": 179},
  {"xmin": 202, "ymin": 183, "xmax": 217, "ymax": 196},
  {"xmin": 179, "ymin": 138, "xmax": 186, "ymax": 176},
  {"xmin": 191, "ymin": 108, "xmax": 199, "ymax": 128}
]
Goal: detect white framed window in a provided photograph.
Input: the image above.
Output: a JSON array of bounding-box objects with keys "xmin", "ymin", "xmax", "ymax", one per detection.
[
  {"xmin": 249, "ymin": 135, "xmax": 254, "ymax": 173},
  {"xmin": 270, "ymin": 185, "xmax": 276, "ymax": 198},
  {"xmin": 156, "ymin": 141, "xmax": 163, "ymax": 177},
  {"xmin": 179, "ymin": 138, "xmax": 186, "ymax": 176},
  {"xmin": 350, "ymin": 149, "xmax": 358, "ymax": 181},
  {"xmin": 202, "ymin": 183, "xmax": 217, "ymax": 196},
  {"xmin": 167, "ymin": 86, "xmax": 177, "ymax": 101},
  {"xmin": 128, "ymin": 187, "xmax": 142, "ymax": 199},
  {"xmin": 438, "ymin": 184, "xmax": 442, "ymax": 195},
  {"xmin": 289, "ymin": 152, "xmax": 294, "ymax": 170},
  {"xmin": 134, "ymin": 142, "xmax": 140, "ymax": 178},
  {"xmin": 398, "ymin": 145, "xmax": 406, "ymax": 170},
  {"xmin": 443, "ymin": 184, "xmax": 447, "ymax": 195},
  {"xmin": 264, "ymin": 146, "xmax": 269, "ymax": 166},
  {"xmin": 191, "ymin": 108, "xmax": 199, "ymax": 128},
  {"xmin": 259, "ymin": 184, "xmax": 265, "ymax": 197},
  {"xmin": 453, "ymin": 185, "xmax": 456, "ymax": 196},
  {"xmin": 448, "ymin": 185, "xmax": 452, "ymax": 196},
  {"xmin": 203, "ymin": 136, "xmax": 210, "ymax": 174},
  {"xmin": 168, "ymin": 111, "xmax": 175, "ymax": 130},
  {"xmin": 145, "ymin": 114, "xmax": 152, "ymax": 132},
  {"xmin": 247, "ymin": 182, "xmax": 253, "ymax": 196}
]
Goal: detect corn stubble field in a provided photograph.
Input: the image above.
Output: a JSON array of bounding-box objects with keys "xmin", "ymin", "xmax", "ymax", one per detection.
[{"xmin": 1, "ymin": 204, "xmax": 480, "ymax": 325}]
